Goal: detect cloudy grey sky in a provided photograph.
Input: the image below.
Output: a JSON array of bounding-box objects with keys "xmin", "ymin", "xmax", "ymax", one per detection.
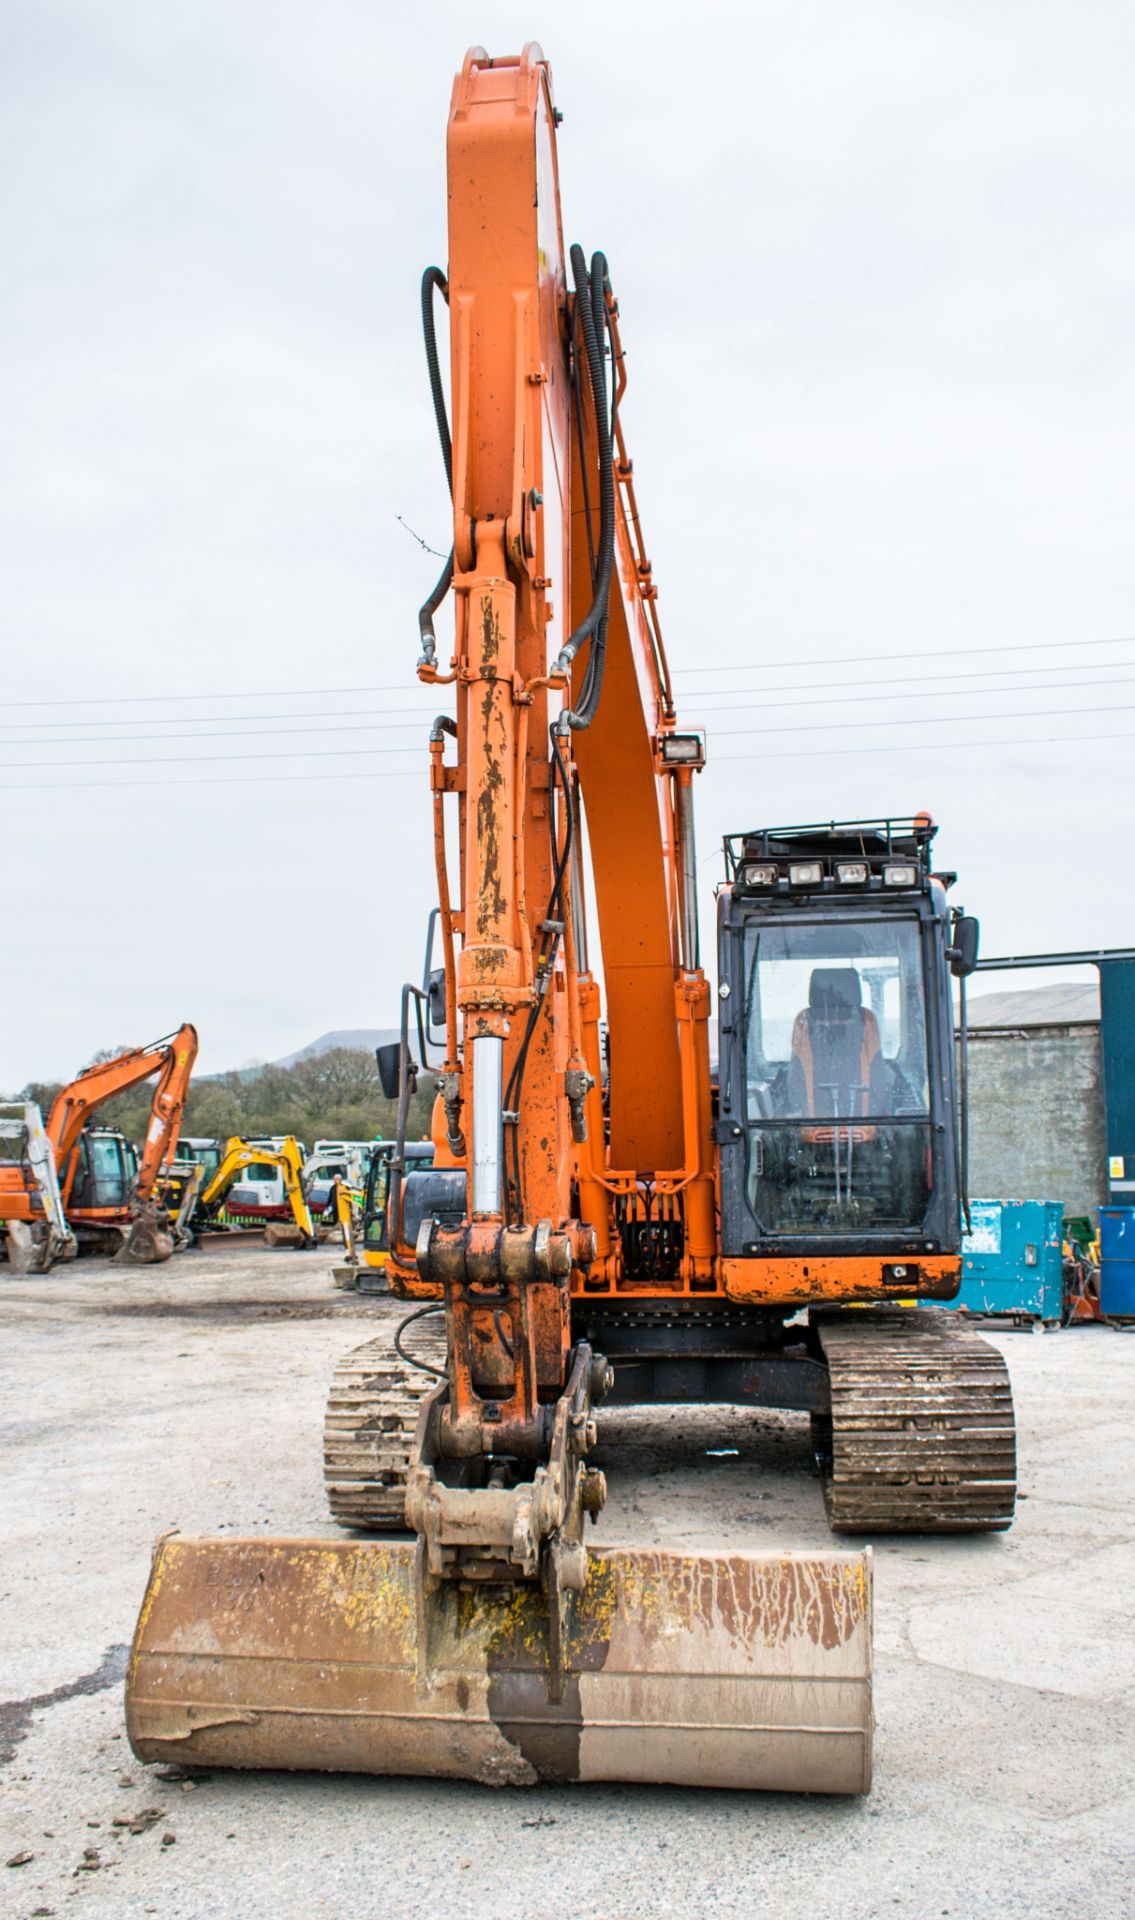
[{"xmin": 2, "ymin": 0, "xmax": 1131, "ymax": 1087}]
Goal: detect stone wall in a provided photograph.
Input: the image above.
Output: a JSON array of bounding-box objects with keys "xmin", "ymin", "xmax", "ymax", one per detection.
[{"xmin": 963, "ymin": 1022, "xmax": 1104, "ymax": 1216}]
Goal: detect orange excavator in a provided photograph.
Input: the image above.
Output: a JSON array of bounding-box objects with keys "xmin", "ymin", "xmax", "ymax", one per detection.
[
  {"xmin": 36, "ymin": 1026, "xmax": 197, "ymax": 1265},
  {"xmin": 126, "ymin": 48, "xmax": 1014, "ymax": 1794}
]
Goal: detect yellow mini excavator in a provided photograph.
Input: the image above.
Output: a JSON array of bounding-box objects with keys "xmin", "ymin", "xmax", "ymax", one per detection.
[
  {"xmin": 193, "ymin": 1136, "xmax": 317, "ymax": 1249},
  {"xmin": 126, "ymin": 45, "xmax": 1014, "ymax": 1795}
]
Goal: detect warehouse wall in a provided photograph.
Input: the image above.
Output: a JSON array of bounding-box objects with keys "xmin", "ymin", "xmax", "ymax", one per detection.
[{"xmin": 963, "ymin": 1023, "xmax": 1105, "ymax": 1216}]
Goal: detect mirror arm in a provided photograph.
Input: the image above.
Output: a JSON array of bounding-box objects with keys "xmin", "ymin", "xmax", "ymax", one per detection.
[{"xmin": 957, "ymin": 969, "xmax": 970, "ymax": 1235}]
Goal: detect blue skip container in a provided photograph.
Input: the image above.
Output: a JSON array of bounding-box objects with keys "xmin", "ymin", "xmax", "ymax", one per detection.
[{"xmin": 923, "ymin": 1199, "xmax": 1064, "ymax": 1320}]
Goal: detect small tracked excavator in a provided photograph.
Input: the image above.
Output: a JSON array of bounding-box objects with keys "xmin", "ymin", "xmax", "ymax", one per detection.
[
  {"xmin": 127, "ymin": 46, "xmax": 1015, "ymax": 1795},
  {"xmin": 192, "ymin": 1136, "xmax": 318, "ymax": 1248},
  {"xmin": 2, "ymin": 1025, "xmax": 198, "ymax": 1267}
]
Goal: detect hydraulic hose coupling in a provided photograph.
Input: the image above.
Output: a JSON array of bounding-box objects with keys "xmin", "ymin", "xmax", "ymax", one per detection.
[
  {"xmin": 435, "ymin": 1069, "xmax": 466, "ymax": 1157},
  {"xmin": 564, "ymin": 1064, "xmax": 595, "ymax": 1144}
]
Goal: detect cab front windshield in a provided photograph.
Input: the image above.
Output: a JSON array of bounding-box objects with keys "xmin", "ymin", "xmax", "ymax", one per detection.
[{"xmin": 740, "ymin": 917, "xmax": 933, "ymax": 1235}]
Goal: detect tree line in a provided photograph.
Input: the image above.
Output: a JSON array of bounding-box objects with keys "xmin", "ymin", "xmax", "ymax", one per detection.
[{"xmin": 13, "ymin": 1047, "xmax": 437, "ymax": 1152}]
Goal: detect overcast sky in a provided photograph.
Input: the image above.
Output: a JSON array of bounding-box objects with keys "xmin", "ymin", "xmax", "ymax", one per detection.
[{"xmin": 2, "ymin": 0, "xmax": 1131, "ymax": 1087}]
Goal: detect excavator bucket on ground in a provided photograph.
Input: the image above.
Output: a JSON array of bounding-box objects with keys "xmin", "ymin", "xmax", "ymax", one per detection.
[
  {"xmin": 126, "ymin": 1535, "xmax": 872, "ymax": 1793},
  {"xmin": 114, "ymin": 1199, "xmax": 175, "ymax": 1265}
]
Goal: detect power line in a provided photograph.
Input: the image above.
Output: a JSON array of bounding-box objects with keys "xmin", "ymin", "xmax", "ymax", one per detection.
[
  {"xmin": 6, "ymin": 670, "xmax": 1135, "ymax": 751},
  {"xmin": 687, "ymin": 662, "xmax": 1135, "ymax": 710},
  {"xmin": 671, "ymin": 635, "xmax": 1135, "ymax": 675},
  {"xmin": 700, "ymin": 698, "xmax": 1135, "ymax": 741},
  {"xmin": 0, "ymin": 742, "xmax": 426, "ymax": 774},
  {"xmin": 0, "ymin": 704, "xmax": 439, "ymax": 734},
  {"xmin": 4, "ymin": 655, "xmax": 1131, "ymax": 734},
  {"xmin": 0, "ymin": 716, "xmax": 444, "ymax": 749},
  {"xmin": 712, "ymin": 727, "xmax": 1122, "ymax": 763},
  {"xmin": 2, "ymin": 680, "xmax": 418, "ymax": 711},
  {"xmin": 691, "ymin": 673, "xmax": 1135, "ymax": 718},
  {"xmin": 8, "ymin": 635, "xmax": 1134, "ymax": 710},
  {"xmin": 3, "ymin": 697, "xmax": 1131, "ymax": 774},
  {"xmin": 1, "ymin": 724, "xmax": 1128, "ymax": 793},
  {"xmin": 2, "ymin": 664, "xmax": 1135, "ymax": 744}
]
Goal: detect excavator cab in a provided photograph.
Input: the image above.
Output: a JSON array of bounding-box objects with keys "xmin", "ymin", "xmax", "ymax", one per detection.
[
  {"xmin": 349, "ymin": 1139, "xmax": 439, "ymax": 1290},
  {"xmin": 65, "ymin": 1128, "xmax": 139, "ymax": 1213},
  {"xmin": 717, "ymin": 818, "xmax": 968, "ymax": 1274}
]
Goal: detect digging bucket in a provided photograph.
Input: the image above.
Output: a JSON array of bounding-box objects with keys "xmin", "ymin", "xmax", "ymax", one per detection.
[{"xmin": 126, "ymin": 1535, "xmax": 873, "ymax": 1793}]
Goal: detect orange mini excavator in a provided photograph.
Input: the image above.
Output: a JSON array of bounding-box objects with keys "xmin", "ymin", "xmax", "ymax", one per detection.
[
  {"xmin": 126, "ymin": 47, "xmax": 1014, "ymax": 1794},
  {"xmin": 50, "ymin": 1025, "xmax": 198, "ymax": 1263}
]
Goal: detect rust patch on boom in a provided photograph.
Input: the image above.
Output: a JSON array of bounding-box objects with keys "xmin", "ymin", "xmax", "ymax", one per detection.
[{"xmin": 475, "ymin": 755, "xmax": 506, "ymax": 934}]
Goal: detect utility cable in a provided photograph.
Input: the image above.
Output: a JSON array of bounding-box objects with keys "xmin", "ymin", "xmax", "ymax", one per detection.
[
  {"xmin": 9, "ymin": 635, "xmax": 1134, "ymax": 711},
  {"xmin": 688, "ymin": 675, "xmax": 1135, "ymax": 719},
  {"xmin": 0, "ymin": 715, "xmax": 447, "ymax": 749},
  {"xmin": 0, "ymin": 743, "xmax": 427, "ymax": 773},
  {"xmin": 4, "ymin": 693, "xmax": 1132, "ymax": 768},
  {"xmin": 5, "ymin": 668, "xmax": 1130, "ymax": 747},
  {"xmin": 694, "ymin": 698, "xmax": 1135, "ymax": 740},
  {"xmin": 1, "ymin": 725, "xmax": 1129, "ymax": 792},
  {"xmin": 4, "ymin": 656, "xmax": 1130, "ymax": 733},
  {"xmin": 671, "ymin": 635, "xmax": 1135, "ymax": 675}
]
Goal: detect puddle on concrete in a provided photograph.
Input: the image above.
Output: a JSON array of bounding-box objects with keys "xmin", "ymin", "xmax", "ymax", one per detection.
[{"xmin": 0, "ymin": 1643, "xmax": 129, "ymax": 1766}]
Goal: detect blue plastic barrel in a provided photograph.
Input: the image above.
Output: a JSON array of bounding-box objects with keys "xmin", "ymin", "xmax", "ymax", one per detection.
[{"xmin": 1100, "ymin": 1208, "xmax": 1135, "ymax": 1316}]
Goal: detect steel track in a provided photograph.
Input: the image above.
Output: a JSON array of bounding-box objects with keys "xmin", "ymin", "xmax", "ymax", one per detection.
[
  {"xmin": 323, "ymin": 1316, "xmax": 447, "ymax": 1530},
  {"xmin": 814, "ymin": 1308, "xmax": 1017, "ymax": 1532}
]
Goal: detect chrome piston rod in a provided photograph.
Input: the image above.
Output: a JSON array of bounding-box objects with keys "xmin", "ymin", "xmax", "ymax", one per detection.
[{"xmin": 471, "ymin": 1033, "xmax": 504, "ymax": 1215}]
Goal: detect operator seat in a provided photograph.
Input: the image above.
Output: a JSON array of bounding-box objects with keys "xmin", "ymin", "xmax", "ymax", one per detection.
[{"xmin": 787, "ymin": 968, "xmax": 887, "ymax": 1119}]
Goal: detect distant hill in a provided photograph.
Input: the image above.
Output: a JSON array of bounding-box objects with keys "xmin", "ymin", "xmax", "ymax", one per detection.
[
  {"xmin": 274, "ymin": 1028, "xmax": 401, "ymax": 1067},
  {"xmin": 964, "ymin": 982, "xmax": 1099, "ymax": 1028},
  {"xmin": 267, "ymin": 984, "xmax": 1098, "ymax": 1073}
]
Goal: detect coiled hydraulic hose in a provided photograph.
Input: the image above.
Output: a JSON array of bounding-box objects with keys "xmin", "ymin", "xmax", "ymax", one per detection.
[
  {"xmin": 555, "ymin": 245, "xmax": 617, "ymax": 731},
  {"xmin": 418, "ymin": 266, "xmax": 454, "ymax": 666}
]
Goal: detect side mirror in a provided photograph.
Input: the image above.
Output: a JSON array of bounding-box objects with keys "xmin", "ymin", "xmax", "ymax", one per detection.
[
  {"xmin": 375, "ymin": 1043, "xmax": 403, "ymax": 1101},
  {"xmin": 949, "ymin": 915, "xmax": 980, "ymax": 979},
  {"xmin": 427, "ymin": 967, "xmax": 447, "ymax": 1035}
]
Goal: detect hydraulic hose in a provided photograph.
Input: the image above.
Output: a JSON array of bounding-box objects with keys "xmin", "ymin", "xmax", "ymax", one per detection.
[
  {"xmin": 418, "ymin": 266, "xmax": 454, "ymax": 666},
  {"xmin": 555, "ymin": 246, "xmax": 617, "ymax": 730},
  {"xmin": 420, "ymin": 266, "xmax": 452, "ymax": 486}
]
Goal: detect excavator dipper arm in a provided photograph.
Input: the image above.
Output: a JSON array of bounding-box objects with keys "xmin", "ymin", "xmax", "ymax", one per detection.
[{"xmin": 127, "ymin": 45, "xmax": 874, "ymax": 1793}]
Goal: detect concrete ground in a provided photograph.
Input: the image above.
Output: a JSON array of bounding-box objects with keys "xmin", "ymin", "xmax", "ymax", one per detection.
[{"xmin": 2, "ymin": 1248, "xmax": 1133, "ymax": 1920}]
